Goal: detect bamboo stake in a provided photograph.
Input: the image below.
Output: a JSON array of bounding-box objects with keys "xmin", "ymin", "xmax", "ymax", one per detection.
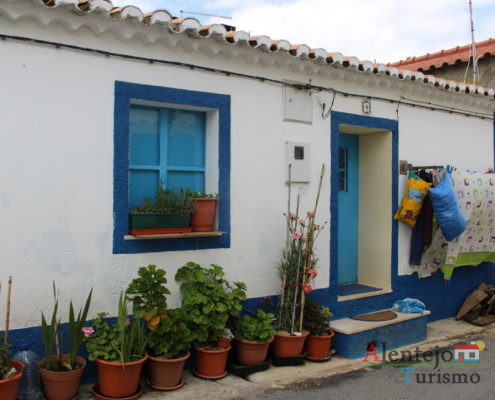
[
  {"xmin": 290, "ymin": 196, "xmax": 302, "ymax": 333},
  {"xmin": 299, "ymin": 165, "xmax": 326, "ymax": 332},
  {"xmin": 5, "ymin": 276, "xmax": 12, "ymax": 344},
  {"xmin": 277, "ymin": 164, "xmax": 292, "ymax": 329}
]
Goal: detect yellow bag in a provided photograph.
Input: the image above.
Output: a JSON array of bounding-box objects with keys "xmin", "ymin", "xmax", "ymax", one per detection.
[{"xmin": 394, "ymin": 172, "xmax": 431, "ymax": 227}]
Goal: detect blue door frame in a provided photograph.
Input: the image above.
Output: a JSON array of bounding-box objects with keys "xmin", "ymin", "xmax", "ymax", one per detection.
[{"xmin": 330, "ymin": 111, "xmax": 399, "ymax": 304}]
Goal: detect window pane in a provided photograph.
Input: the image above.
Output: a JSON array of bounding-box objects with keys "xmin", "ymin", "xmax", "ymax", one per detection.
[
  {"xmin": 167, "ymin": 171, "xmax": 204, "ymax": 192},
  {"xmin": 167, "ymin": 110, "xmax": 205, "ymax": 168},
  {"xmin": 129, "ymin": 170, "xmax": 159, "ymax": 210},
  {"xmin": 130, "ymin": 107, "xmax": 160, "ymax": 165}
]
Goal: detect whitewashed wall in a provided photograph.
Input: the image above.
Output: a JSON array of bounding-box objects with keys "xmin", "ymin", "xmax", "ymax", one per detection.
[{"xmin": 0, "ymin": 0, "xmax": 493, "ymax": 328}]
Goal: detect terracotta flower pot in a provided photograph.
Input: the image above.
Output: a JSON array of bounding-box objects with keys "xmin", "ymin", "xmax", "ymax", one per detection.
[
  {"xmin": 148, "ymin": 351, "xmax": 190, "ymax": 390},
  {"xmin": 39, "ymin": 355, "xmax": 86, "ymax": 400},
  {"xmin": 95, "ymin": 354, "xmax": 148, "ymax": 398},
  {"xmin": 194, "ymin": 346, "xmax": 230, "ymax": 379},
  {"xmin": 191, "ymin": 198, "xmax": 217, "ymax": 232},
  {"xmin": 0, "ymin": 360, "xmax": 24, "ymax": 400},
  {"xmin": 272, "ymin": 331, "xmax": 309, "ymax": 357},
  {"xmin": 216, "ymin": 337, "xmax": 232, "ymax": 349},
  {"xmin": 304, "ymin": 330, "xmax": 335, "ymax": 361},
  {"xmin": 236, "ymin": 338, "xmax": 273, "ymax": 365}
]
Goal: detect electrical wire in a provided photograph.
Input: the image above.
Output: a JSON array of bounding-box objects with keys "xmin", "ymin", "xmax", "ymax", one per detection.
[{"xmin": 1, "ymin": 33, "xmax": 493, "ymax": 120}]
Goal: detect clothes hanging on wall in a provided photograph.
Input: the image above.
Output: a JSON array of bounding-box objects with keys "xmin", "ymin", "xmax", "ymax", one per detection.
[{"xmin": 417, "ymin": 168, "xmax": 495, "ymax": 279}]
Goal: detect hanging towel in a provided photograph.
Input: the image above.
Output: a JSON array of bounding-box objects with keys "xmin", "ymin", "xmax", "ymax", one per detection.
[{"xmin": 418, "ymin": 169, "xmax": 495, "ymax": 279}]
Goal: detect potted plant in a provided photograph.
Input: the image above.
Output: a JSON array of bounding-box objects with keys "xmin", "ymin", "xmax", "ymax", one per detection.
[
  {"xmin": 182, "ymin": 189, "xmax": 218, "ymax": 232},
  {"xmin": 126, "ymin": 265, "xmax": 192, "ymax": 390},
  {"xmin": 39, "ymin": 283, "xmax": 92, "ymax": 400},
  {"xmin": 234, "ymin": 309, "xmax": 275, "ymax": 365},
  {"xmin": 303, "ymin": 300, "xmax": 334, "ymax": 361},
  {"xmin": 175, "ymin": 262, "xmax": 246, "ymax": 379},
  {"xmin": 0, "ymin": 277, "xmax": 24, "ymax": 400},
  {"xmin": 216, "ymin": 328, "xmax": 234, "ymax": 349},
  {"xmin": 129, "ymin": 186, "xmax": 195, "ymax": 235},
  {"xmin": 274, "ymin": 165, "xmax": 326, "ymax": 358},
  {"xmin": 84, "ymin": 294, "xmax": 149, "ymax": 399}
]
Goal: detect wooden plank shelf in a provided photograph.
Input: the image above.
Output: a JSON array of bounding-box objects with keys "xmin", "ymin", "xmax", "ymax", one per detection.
[{"xmin": 124, "ymin": 231, "xmax": 225, "ymax": 240}]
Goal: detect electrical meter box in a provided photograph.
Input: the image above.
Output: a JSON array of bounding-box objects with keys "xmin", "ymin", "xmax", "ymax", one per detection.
[{"xmin": 285, "ymin": 141, "xmax": 310, "ymax": 183}]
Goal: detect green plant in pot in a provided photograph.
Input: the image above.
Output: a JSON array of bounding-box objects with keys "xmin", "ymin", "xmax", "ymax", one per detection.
[
  {"xmin": 302, "ymin": 300, "xmax": 334, "ymax": 361},
  {"xmin": 181, "ymin": 188, "xmax": 218, "ymax": 232},
  {"xmin": 175, "ymin": 262, "xmax": 247, "ymax": 379},
  {"xmin": 83, "ymin": 293, "xmax": 150, "ymax": 398},
  {"xmin": 234, "ymin": 309, "xmax": 276, "ymax": 366},
  {"xmin": 126, "ymin": 265, "xmax": 193, "ymax": 390},
  {"xmin": 39, "ymin": 283, "xmax": 92, "ymax": 400},
  {"xmin": 129, "ymin": 186, "xmax": 195, "ymax": 235}
]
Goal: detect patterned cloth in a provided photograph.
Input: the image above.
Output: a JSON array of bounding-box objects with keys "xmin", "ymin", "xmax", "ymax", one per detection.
[{"xmin": 413, "ymin": 169, "xmax": 495, "ymax": 279}]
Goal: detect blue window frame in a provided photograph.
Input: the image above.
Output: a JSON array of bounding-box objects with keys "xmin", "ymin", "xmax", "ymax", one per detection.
[
  {"xmin": 129, "ymin": 106, "xmax": 206, "ymax": 210},
  {"xmin": 113, "ymin": 81, "xmax": 231, "ymax": 254}
]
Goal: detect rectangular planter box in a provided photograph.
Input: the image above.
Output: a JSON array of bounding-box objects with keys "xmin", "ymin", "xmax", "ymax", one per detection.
[{"xmin": 129, "ymin": 213, "xmax": 191, "ymax": 235}]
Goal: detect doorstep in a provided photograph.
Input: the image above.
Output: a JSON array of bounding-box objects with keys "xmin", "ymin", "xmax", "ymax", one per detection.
[{"xmin": 76, "ymin": 318, "xmax": 492, "ymax": 400}]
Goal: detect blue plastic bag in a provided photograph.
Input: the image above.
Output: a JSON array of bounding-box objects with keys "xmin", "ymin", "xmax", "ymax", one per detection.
[
  {"xmin": 429, "ymin": 166, "xmax": 468, "ymax": 241},
  {"xmin": 393, "ymin": 298, "xmax": 425, "ymax": 314}
]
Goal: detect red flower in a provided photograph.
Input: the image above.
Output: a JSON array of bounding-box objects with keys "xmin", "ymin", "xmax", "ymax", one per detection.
[
  {"xmin": 303, "ymin": 283, "xmax": 313, "ymax": 293},
  {"xmin": 308, "ymin": 269, "xmax": 318, "ymax": 278}
]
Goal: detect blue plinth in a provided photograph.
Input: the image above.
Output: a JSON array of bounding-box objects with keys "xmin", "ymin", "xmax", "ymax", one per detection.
[{"xmin": 333, "ymin": 315, "xmax": 428, "ymax": 359}]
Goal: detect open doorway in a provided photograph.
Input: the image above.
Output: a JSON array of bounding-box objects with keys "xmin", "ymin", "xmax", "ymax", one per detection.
[{"xmin": 336, "ymin": 123, "xmax": 393, "ymax": 298}]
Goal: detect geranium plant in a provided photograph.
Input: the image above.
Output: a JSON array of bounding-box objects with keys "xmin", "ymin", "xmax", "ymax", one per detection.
[
  {"xmin": 303, "ymin": 300, "xmax": 333, "ymax": 336},
  {"xmin": 234, "ymin": 309, "xmax": 276, "ymax": 343},
  {"xmin": 276, "ymin": 165, "xmax": 326, "ymax": 334},
  {"xmin": 175, "ymin": 262, "xmax": 247, "ymax": 348},
  {"xmin": 131, "ymin": 186, "xmax": 194, "ymax": 216}
]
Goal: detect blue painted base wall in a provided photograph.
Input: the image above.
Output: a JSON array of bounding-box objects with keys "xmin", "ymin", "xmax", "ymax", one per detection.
[{"xmin": 8, "ymin": 263, "xmax": 495, "ymax": 383}]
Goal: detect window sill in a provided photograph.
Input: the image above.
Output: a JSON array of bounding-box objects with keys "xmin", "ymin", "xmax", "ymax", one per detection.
[{"xmin": 124, "ymin": 231, "xmax": 225, "ymax": 240}]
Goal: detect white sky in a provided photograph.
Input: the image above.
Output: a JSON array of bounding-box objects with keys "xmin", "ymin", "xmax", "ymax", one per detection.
[{"xmin": 110, "ymin": 0, "xmax": 495, "ymax": 63}]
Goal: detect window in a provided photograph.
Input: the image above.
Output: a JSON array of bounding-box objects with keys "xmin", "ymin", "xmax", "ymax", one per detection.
[
  {"xmin": 129, "ymin": 106, "xmax": 206, "ymax": 209},
  {"xmin": 113, "ymin": 81, "xmax": 231, "ymax": 254}
]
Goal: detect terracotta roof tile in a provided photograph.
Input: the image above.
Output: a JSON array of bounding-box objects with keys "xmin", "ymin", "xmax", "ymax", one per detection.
[
  {"xmin": 27, "ymin": 0, "xmax": 495, "ymax": 99},
  {"xmin": 388, "ymin": 38, "xmax": 495, "ymax": 72}
]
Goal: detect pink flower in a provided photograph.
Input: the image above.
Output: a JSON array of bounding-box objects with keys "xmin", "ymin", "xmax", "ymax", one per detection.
[
  {"xmin": 290, "ymin": 213, "xmax": 297, "ymax": 219},
  {"xmin": 81, "ymin": 327, "xmax": 94, "ymax": 337},
  {"xmin": 308, "ymin": 269, "xmax": 318, "ymax": 278},
  {"xmin": 298, "ymin": 219, "xmax": 305, "ymax": 225},
  {"xmin": 303, "ymin": 284, "xmax": 313, "ymax": 293},
  {"xmin": 292, "ymin": 232, "xmax": 302, "ymax": 240}
]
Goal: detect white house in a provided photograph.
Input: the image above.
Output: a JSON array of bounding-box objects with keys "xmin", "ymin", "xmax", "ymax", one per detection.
[
  {"xmin": 1, "ymin": 0, "xmax": 494, "ymax": 357},
  {"xmin": 454, "ymin": 342, "xmax": 480, "ymax": 362}
]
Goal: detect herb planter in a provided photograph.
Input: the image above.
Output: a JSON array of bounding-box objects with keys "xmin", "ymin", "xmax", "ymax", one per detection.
[
  {"xmin": 128, "ymin": 213, "xmax": 191, "ymax": 235},
  {"xmin": 190, "ymin": 198, "xmax": 217, "ymax": 232},
  {"xmin": 39, "ymin": 355, "xmax": 86, "ymax": 400},
  {"xmin": 193, "ymin": 346, "xmax": 230, "ymax": 379},
  {"xmin": 236, "ymin": 338, "xmax": 273, "ymax": 366},
  {"xmin": 272, "ymin": 331, "xmax": 309, "ymax": 358},
  {"xmin": 95, "ymin": 355, "xmax": 147, "ymax": 398},
  {"xmin": 0, "ymin": 360, "xmax": 24, "ymax": 400},
  {"xmin": 148, "ymin": 351, "xmax": 190, "ymax": 391},
  {"xmin": 304, "ymin": 330, "xmax": 335, "ymax": 361}
]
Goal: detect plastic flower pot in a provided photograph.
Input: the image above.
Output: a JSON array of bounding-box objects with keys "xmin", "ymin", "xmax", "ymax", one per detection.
[
  {"xmin": 193, "ymin": 346, "xmax": 230, "ymax": 379},
  {"xmin": 235, "ymin": 338, "xmax": 273, "ymax": 366},
  {"xmin": 0, "ymin": 360, "xmax": 24, "ymax": 400},
  {"xmin": 128, "ymin": 213, "xmax": 191, "ymax": 235},
  {"xmin": 272, "ymin": 331, "xmax": 309, "ymax": 358},
  {"xmin": 190, "ymin": 198, "xmax": 217, "ymax": 232},
  {"xmin": 95, "ymin": 354, "xmax": 148, "ymax": 398},
  {"xmin": 304, "ymin": 330, "xmax": 335, "ymax": 361},
  {"xmin": 39, "ymin": 355, "xmax": 86, "ymax": 400},
  {"xmin": 216, "ymin": 337, "xmax": 232, "ymax": 349},
  {"xmin": 148, "ymin": 351, "xmax": 190, "ymax": 390}
]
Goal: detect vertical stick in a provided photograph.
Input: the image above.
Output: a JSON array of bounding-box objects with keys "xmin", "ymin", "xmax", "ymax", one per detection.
[
  {"xmin": 299, "ymin": 164, "xmax": 326, "ymax": 332},
  {"xmin": 5, "ymin": 276, "xmax": 12, "ymax": 344}
]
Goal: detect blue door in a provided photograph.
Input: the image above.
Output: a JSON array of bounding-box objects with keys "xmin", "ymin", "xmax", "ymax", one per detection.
[{"xmin": 338, "ymin": 133, "xmax": 359, "ymax": 284}]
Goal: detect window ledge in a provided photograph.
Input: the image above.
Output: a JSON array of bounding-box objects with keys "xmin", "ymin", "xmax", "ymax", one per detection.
[
  {"xmin": 124, "ymin": 231, "xmax": 225, "ymax": 240},
  {"xmin": 337, "ymin": 288, "xmax": 392, "ymax": 302}
]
